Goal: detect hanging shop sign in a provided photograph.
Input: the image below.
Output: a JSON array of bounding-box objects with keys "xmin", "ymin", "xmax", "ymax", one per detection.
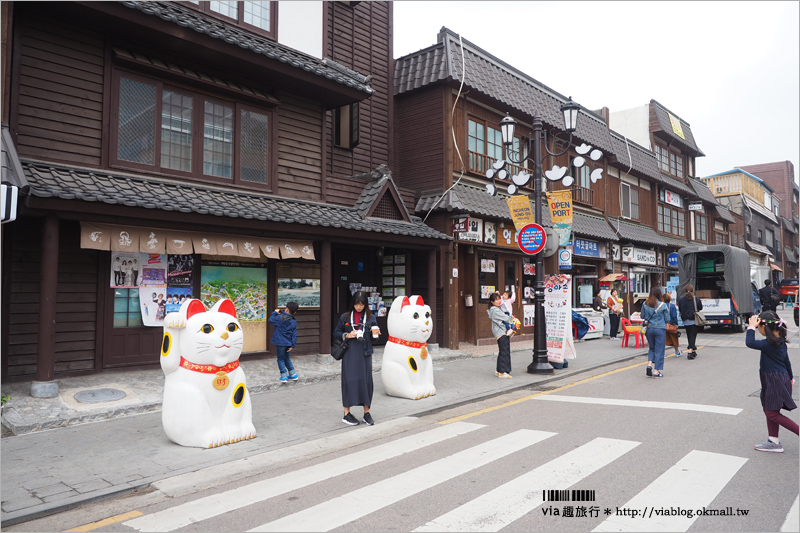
[
  {"xmin": 451, "ymin": 217, "xmax": 469, "ymax": 233},
  {"xmin": 662, "ymin": 189, "xmax": 683, "ymax": 208},
  {"xmin": 506, "ymin": 195, "xmax": 535, "ymax": 231},
  {"xmin": 611, "ymin": 244, "xmax": 621, "ymax": 261},
  {"xmin": 688, "ymin": 202, "xmax": 703, "ymax": 211},
  {"xmin": 457, "ymin": 217, "xmax": 483, "ymax": 243},
  {"xmin": 573, "ymin": 238, "xmax": 601, "ymax": 258},
  {"xmin": 496, "ymin": 225, "xmax": 519, "ymax": 249},
  {"xmin": 558, "ymin": 247, "xmax": 573, "ymax": 270},
  {"xmin": 517, "ymin": 223, "xmax": 547, "ymax": 255},
  {"xmin": 621, "ymin": 245, "xmax": 657, "ymax": 265},
  {"xmin": 484, "ymin": 221, "xmax": 497, "ymax": 244}
]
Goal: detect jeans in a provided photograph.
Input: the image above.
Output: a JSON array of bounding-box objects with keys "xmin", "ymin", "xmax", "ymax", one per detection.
[
  {"xmin": 646, "ymin": 327, "xmax": 666, "ymax": 371},
  {"xmin": 496, "ymin": 335, "xmax": 511, "ymax": 374},
  {"xmin": 275, "ymin": 345, "xmax": 295, "ymax": 378}
]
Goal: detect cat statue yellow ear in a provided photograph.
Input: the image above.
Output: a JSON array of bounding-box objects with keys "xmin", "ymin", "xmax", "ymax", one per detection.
[
  {"xmin": 381, "ymin": 295, "xmax": 436, "ymax": 400},
  {"xmin": 160, "ymin": 298, "xmax": 256, "ymax": 448}
]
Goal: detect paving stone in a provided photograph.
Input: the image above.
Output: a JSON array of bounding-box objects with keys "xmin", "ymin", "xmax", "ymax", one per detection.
[
  {"xmin": 1, "ymin": 496, "xmax": 43, "ymax": 513},
  {"xmin": 42, "ymin": 490, "xmax": 80, "ymax": 503},
  {"xmin": 71, "ymin": 479, "xmax": 114, "ymax": 494},
  {"xmin": 20, "ymin": 476, "xmax": 60, "ymax": 490},
  {"xmin": 31, "ymin": 482, "xmax": 74, "ymax": 498}
]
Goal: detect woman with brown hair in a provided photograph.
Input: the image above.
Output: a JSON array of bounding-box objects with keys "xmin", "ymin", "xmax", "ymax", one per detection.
[
  {"xmin": 678, "ymin": 284, "xmax": 703, "ymax": 359},
  {"xmin": 662, "ymin": 293, "xmax": 682, "ymax": 358},
  {"xmin": 641, "ymin": 286, "xmax": 670, "ymax": 378}
]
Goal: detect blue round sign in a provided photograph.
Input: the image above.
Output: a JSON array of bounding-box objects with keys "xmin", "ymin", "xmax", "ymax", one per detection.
[{"xmin": 517, "ymin": 223, "xmax": 547, "ymax": 255}]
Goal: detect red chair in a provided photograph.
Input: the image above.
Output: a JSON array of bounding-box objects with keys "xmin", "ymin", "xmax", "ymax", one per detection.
[{"xmin": 620, "ymin": 317, "xmax": 646, "ymax": 348}]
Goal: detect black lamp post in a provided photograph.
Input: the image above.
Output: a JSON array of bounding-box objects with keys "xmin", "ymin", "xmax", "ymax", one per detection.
[{"xmin": 498, "ymin": 97, "xmax": 581, "ymax": 374}]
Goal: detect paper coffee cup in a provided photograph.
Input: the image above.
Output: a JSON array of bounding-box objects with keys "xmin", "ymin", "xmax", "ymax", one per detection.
[{"xmin": 371, "ymin": 326, "xmax": 379, "ymax": 338}]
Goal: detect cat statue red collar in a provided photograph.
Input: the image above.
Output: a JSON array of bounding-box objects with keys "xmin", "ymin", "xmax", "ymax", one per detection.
[
  {"xmin": 160, "ymin": 298, "xmax": 256, "ymax": 448},
  {"xmin": 380, "ymin": 295, "xmax": 436, "ymax": 400}
]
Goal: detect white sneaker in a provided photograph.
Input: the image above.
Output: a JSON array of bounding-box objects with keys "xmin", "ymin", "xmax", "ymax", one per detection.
[{"xmin": 497, "ymin": 372, "xmax": 512, "ymax": 379}]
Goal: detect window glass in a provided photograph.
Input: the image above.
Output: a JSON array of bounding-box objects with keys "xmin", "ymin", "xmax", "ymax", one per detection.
[
  {"xmin": 203, "ymin": 101, "xmax": 234, "ymax": 178},
  {"xmin": 118, "ymin": 77, "xmax": 156, "ymax": 165},
  {"xmin": 240, "ymin": 109, "xmax": 269, "ymax": 184},
  {"xmin": 161, "ymin": 90, "xmax": 193, "ymax": 172},
  {"xmin": 630, "ymin": 189, "xmax": 639, "ymax": 220},
  {"xmin": 243, "ymin": 1, "xmax": 270, "ymax": 30},
  {"xmin": 486, "ymin": 127, "xmax": 502, "ymax": 160},
  {"xmin": 210, "ymin": 1, "xmax": 238, "ymax": 18},
  {"xmin": 113, "ymin": 289, "xmax": 143, "ymax": 328}
]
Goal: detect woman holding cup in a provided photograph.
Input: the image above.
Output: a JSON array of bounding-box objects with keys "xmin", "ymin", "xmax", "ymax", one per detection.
[{"xmin": 333, "ymin": 291, "xmax": 380, "ymax": 426}]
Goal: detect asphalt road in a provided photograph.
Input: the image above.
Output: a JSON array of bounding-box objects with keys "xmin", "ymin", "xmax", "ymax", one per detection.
[{"xmin": 7, "ymin": 335, "xmax": 798, "ymax": 533}]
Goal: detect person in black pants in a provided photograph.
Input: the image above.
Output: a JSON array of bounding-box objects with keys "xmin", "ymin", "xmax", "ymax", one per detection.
[
  {"xmin": 678, "ymin": 284, "xmax": 703, "ymax": 359},
  {"xmin": 758, "ymin": 280, "xmax": 781, "ymax": 313},
  {"xmin": 606, "ymin": 288, "xmax": 621, "ymax": 340}
]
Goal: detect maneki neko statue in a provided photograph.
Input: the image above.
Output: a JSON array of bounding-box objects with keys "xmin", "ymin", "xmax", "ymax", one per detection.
[
  {"xmin": 381, "ymin": 295, "xmax": 436, "ymax": 400},
  {"xmin": 160, "ymin": 298, "xmax": 256, "ymax": 448}
]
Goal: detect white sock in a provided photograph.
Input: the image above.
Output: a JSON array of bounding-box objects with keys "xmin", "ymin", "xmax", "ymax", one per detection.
[{"xmin": 769, "ymin": 436, "xmax": 780, "ymax": 444}]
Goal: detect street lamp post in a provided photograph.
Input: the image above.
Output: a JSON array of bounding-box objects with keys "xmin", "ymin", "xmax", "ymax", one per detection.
[{"xmin": 497, "ymin": 98, "xmax": 581, "ymax": 374}]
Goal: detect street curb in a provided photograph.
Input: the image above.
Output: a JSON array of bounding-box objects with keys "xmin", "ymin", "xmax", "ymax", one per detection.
[{"xmin": 0, "ymin": 348, "xmax": 648, "ymax": 527}]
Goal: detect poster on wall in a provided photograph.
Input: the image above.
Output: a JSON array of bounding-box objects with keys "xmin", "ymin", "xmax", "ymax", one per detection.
[
  {"xmin": 140, "ymin": 254, "xmax": 168, "ymax": 286},
  {"xmin": 484, "ymin": 221, "xmax": 497, "ymax": 244},
  {"xmin": 167, "ymin": 255, "xmax": 194, "ymax": 287},
  {"xmin": 165, "ymin": 287, "xmax": 194, "ymax": 315},
  {"xmin": 139, "ymin": 284, "xmax": 168, "ymax": 327},
  {"xmin": 111, "ymin": 252, "xmax": 153, "ymax": 288},
  {"xmin": 480, "ymin": 258, "xmax": 496, "ymax": 273},
  {"xmin": 480, "ymin": 285, "xmax": 496, "ymax": 299},
  {"xmin": 544, "ymin": 273, "xmax": 572, "ymax": 363},
  {"xmin": 523, "ymin": 304, "xmax": 535, "ymax": 327},
  {"xmin": 201, "ymin": 262, "xmax": 268, "ymax": 353},
  {"xmin": 277, "ymin": 263, "xmax": 321, "ymax": 308}
]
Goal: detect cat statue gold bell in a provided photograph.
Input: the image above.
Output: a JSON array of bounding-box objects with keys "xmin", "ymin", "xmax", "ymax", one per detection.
[
  {"xmin": 380, "ymin": 295, "xmax": 435, "ymax": 400},
  {"xmin": 160, "ymin": 298, "xmax": 256, "ymax": 448}
]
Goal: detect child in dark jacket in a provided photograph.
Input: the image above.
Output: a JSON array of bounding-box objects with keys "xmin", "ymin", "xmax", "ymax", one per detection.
[
  {"xmin": 269, "ymin": 301, "xmax": 299, "ymax": 383},
  {"xmin": 746, "ymin": 311, "xmax": 796, "ymax": 453}
]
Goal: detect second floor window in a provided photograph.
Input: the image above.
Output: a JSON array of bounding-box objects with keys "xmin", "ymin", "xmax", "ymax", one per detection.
[
  {"xmin": 669, "ymin": 152, "xmax": 684, "ymax": 178},
  {"xmin": 655, "ymin": 144, "xmax": 684, "ymax": 178},
  {"xmin": 468, "ymin": 118, "xmax": 503, "ymax": 174},
  {"xmin": 758, "ymin": 229, "xmax": 763, "ymax": 244},
  {"xmin": 620, "ymin": 183, "xmax": 640, "ymax": 220},
  {"xmin": 694, "ymin": 213, "xmax": 707, "ymax": 242},
  {"xmin": 658, "ymin": 204, "xmax": 685, "ymax": 237},
  {"xmin": 189, "ymin": 1, "xmax": 277, "ymax": 39},
  {"xmin": 113, "ymin": 72, "xmax": 272, "ymax": 188},
  {"xmin": 766, "ymin": 228, "xmax": 774, "ymax": 248}
]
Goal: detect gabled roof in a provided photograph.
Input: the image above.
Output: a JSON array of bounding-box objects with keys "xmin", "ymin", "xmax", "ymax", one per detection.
[
  {"xmin": 746, "ymin": 240, "xmax": 773, "ymax": 256},
  {"xmin": 352, "ymin": 165, "xmax": 411, "ymax": 222},
  {"xmin": 650, "ymin": 99, "xmax": 705, "ymax": 157},
  {"xmin": 715, "ymin": 205, "xmax": 736, "ymax": 224},
  {"xmin": 689, "ymin": 178, "xmax": 718, "ymax": 204},
  {"xmin": 19, "ymin": 161, "xmax": 450, "ymax": 241},
  {"xmin": 743, "ymin": 196, "xmax": 778, "ymax": 224},
  {"xmin": 395, "ymin": 27, "xmax": 615, "ymax": 155},
  {"xmin": 121, "ymin": 1, "xmax": 373, "ymax": 96},
  {"xmin": 782, "ymin": 217, "xmax": 797, "ymax": 234}
]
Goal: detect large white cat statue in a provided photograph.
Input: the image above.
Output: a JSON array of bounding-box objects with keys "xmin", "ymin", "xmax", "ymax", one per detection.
[
  {"xmin": 381, "ymin": 295, "xmax": 435, "ymax": 400},
  {"xmin": 160, "ymin": 298, "xmax": 256, "ymax": 448}
]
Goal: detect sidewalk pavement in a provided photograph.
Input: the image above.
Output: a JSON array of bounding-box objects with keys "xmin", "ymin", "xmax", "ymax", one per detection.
[{"xmin": 3, "ymin": 307, "xmax": 796, "ymax": 526}]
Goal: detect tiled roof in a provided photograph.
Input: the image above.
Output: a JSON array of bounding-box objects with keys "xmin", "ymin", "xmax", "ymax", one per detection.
[
  {"xmin": 784, "ymin": 246, "xmax": 797, "ymax": 263},
  {"xmin": 743, "ymin": 196, "xmax": 778, "ymax": 224},
  {"xmin": 608, "ymin": 131, "xmax": 695, "ymax": 196},
  {"xmin": 651, "ymin": 100, "xmax": 705, "ymax": 157},
  {"xmin": 352, "ymin": 165, "xmax": 411, "ymax": 221},
  {"xmin": 782, "ymin": 217, "xmax": 798, "ymax": 234},
  {"xmin": 1, "ymin": 126, "xmax": 28, "ymax": 190},
  {"xmin": 689, "ymin": 178, "xmax": 718, "ymax": 204},
  {"xmin": 416, "ymin": 183, "xmax": 618, "ymax": 241},
  {"xmin": 608, "ymin": 217, "xmax": 671, "ymax": 247},
  {"xmin": 121, "ymin": 2, "xmax": 373, "ymax": 96},
  {"xmin": 20, "ymin": 161, "xmax": 450, "ymax": 241},
  {"xmin": 746, "ymin": 240, "xmax": 773, "ymax": 256},
  {"xmin": 660, "ymin": 235, "xmax": 692, "ymax": 249},
  {"xmin": 715, "ymin": 205, "xmax": 736, "ymax": 224},
  {"xmin": 395, "ymin": 28, "xmax": 615, "ymax": 155}
]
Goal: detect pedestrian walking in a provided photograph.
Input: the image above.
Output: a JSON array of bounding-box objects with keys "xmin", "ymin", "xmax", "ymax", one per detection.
[
  {"xmin": 641, "ymin": 287, "xmax": 670, "ymax": 378},
  {"xmin": 269, "ymin": 301, "xmax": 299, "ymax": 383},
  {"xmin": 678, "ymin": 284, "xmax": 703, "ymax": 359},
  {"xmin": 663, "ymin": 293, "xmax": 682, "ymax": 358},
  {"xmin": 758, "ymin": 280, "xmax": 781, "ymax": 313},
  {"xmin": 487, "ymin": 292, "xmax": 513, "ymax": 378},
  {"xmin": 606, "ymin": 288, "xmax": 622, "ymax": 340},
  {"xmin": 333, "ymin": 291, "xmax": 379, "ymax": 426},
  {"xmin": 746, "ymin": 311, "xmax": 797, "ymax": 453}
]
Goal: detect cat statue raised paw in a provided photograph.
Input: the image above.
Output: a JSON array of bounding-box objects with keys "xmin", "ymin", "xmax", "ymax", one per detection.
[
  {"xmin": 381, "ymin": 295, "xmax": 435, "ymax": 400},
  {"xmin": 160, "ymin": 298, "xmax": 256, "ymax": 448}
]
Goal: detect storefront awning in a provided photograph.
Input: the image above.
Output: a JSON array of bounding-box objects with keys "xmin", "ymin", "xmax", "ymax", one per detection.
[
  {"xmin": 81, "ymin": 222, "xmax": 316, "ymax": 260},
  {"xmin": 746, "ymin": 240, "xmax": 773, "ymax": 256},
  {"xmin": 599, "ymin": 273, "xmax": 628, "ymax": 282},
  {"xmin": 769, "ymin": 263, "xmax": 783, "ymax": 271}
]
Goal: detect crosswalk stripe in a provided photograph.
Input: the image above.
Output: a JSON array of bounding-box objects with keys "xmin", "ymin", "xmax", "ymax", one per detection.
[
  {"xmin": 592, "ymin": 450, "xmax": 747, "ymax": 532},
  {"xmin": 414, "ymin": 437, "xmax": 640, "ymax": 532},
  {"xmin": 532, "ymin": 395, "xmax": 742, "ymax": 415},
  {"xmin": 248, "ymin": 429, "xmax": 557, "ymax": 532},
  {"xmin": 124, "ymin": 421, "xmax": 486, "ymax": 532},
  {"xmin": 780, "ymin": 494, "xmax": 799, "ymax": 532}
]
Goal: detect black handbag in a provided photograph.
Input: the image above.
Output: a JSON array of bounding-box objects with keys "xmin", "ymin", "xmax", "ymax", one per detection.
[{"xmin": 331, "ymin": 337, "xmax": 348, "ymax": 361}]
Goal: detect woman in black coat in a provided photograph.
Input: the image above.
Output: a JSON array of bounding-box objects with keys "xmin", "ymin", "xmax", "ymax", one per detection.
[
  {"xmin": 678, "ymin": 284, "xmax": 703, "ymax": 359},
  {"xmin": 333, "ymin": 291, "xmax": 380, "ymax": 426}
]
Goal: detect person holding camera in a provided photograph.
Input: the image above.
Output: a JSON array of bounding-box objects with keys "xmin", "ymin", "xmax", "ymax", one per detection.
[{"xmin": 333, "ymin": 291, "xmax": 380, "ymax": 426}]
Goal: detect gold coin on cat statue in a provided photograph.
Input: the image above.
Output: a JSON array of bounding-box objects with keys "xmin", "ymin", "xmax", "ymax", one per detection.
[
  {"xmin": 420, "ymin": 346, "xmax": 428, "ymax": 359},
  {"xmin": 212, "ymin": 371, "xmax": 230, "ymax": 390}
]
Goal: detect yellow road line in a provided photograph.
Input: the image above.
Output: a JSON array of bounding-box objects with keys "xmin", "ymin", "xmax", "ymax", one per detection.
[
  {"xmin": 437, "ymin": 347, "xmax": 704, "ymax": 426},
  {"xmin": 63, "ymin": 511, "xmax": 143, "ymax": 532}
]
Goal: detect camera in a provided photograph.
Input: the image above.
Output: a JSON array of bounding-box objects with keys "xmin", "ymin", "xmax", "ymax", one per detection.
[{"xmin": 355, "ymin": 329, "xmax": 364, "ymax": 340}]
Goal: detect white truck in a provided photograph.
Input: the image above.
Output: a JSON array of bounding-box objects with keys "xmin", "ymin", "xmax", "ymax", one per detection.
[{"xmin": 677, "ymin": 245, "xmax": 755, "ymax": 332}]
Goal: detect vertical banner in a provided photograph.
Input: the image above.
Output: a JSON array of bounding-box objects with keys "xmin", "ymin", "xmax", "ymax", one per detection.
[
  {"xmin": 523, "ymin": 304, "xmax": 535, "ymax": 327},
  {"xmin": 506, "ymin": 195, "xmax": 535, "ymax": 231},
  {"xmin": 544, "ymin": 274, "xmax": 572, "ymax": 363},
  {"xmin": 548, "ymin": 191, "xmax": 573, "ymax": 245},
  {"xmin": 167, "ymin": 255, "xmax": 194, "ymax": 314},
  {"xmin": 138, "ymin": 254, "xmax": 169, "ymax": 327}
]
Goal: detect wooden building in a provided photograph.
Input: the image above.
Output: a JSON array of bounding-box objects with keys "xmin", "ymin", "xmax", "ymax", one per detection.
[{"xmin": 0, "ymin": 1, "xmax": 451, "ymax": 392}]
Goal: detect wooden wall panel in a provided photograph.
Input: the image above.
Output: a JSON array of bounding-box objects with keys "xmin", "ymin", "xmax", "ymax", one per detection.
[
  {"xmin": 15, "ymin": 13, "xmax": 104, "ymax": 167},
  {"xmin": 395, "ymin": 89, "xmax": 446, "ymax": 193},
  {"xmin": 275, "ymin": 92, "xmax": 323, "ymax": 202}
]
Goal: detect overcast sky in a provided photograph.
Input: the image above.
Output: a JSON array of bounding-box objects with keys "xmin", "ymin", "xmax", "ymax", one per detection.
[{"xmin": 393, "ymin": 1, "xmax": 800, "ymax": 182}]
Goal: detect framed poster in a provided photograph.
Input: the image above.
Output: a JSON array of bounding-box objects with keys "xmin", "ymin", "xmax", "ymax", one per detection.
[
  {"xmin": 394, "ymin": 287, "xmax": 406, "ymax": 296},
  {"xmin": 383, "ymin": 277, "xmax": 394, "ymax": 287},
  {"xmin": 382, "ymin": 266, "xmax": 395, "ymax": 275},
  {"xmin": 394, "ymin": 254, "xmax": 406, "ymax": 264},
  {"xmin": 394, "ymin": 265, "xmax": 406, "ymax": 275},
  {"xmin": 394, "ymin": 276, "xmax": 406, "ymax": 286},
  {"xmin": 480, "ymin": 258, "xmax": 496, "ymax": 273},
  {"xmin": 277, "ymin": 263, "xmax": 321, "ymax": 308},
  {"xmin": 383, "ymin": 255, "xmax": 395, "ymax": 265}
]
